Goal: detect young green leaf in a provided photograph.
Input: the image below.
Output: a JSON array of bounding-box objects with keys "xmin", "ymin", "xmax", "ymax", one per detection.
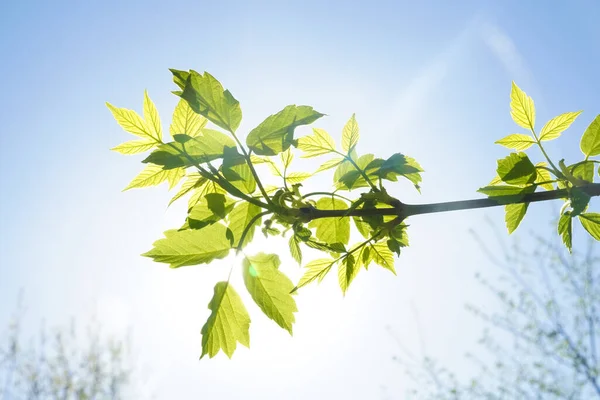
[
  {"xmin": 341, "ymin": 114, "xmax": 359, "ymax": 154},
  {"xmin": 558, "ymin": 212, "xmax": 573, "ymax": 252},
  {"xmin": 200, "ymin": 282, "xmax": 250, "ymax": 359},
  {"xmin": 510, "ymin": 81, "xmax": 535, "ymax": 131},
  {"xmin": 111, "ymin": 140, "xmax": 156, "ymax": 155},
  {"xmin": 308, "ymin": 197, "xmax": 350, "ymax": 245},
  {"xmin": 227, "ymin": 202, "xmax": 262, "ymax": 248},
  {"xmin": 534, "ymin": 162, "xmax": 555, "ymax": 191},
  {"xmin": 286, "ymin": 172, "xmax": 312, "ymax": 185},
  {"xmin": 169, "ymin": 68, "xmax": 189, "ymax": 91},
  {"xmin": 494, "ymin": 134, "xmax": 535, "ymax": 151},
  {"xmin": 242, "ymin": 253, "xmax": 298, "ymax": 334},
  {"xmin": 496, "ymin": 152, "xmax": 537, "ymax": 185},
  {"xmin": 169, "ymin": 173, "xmax": 207, "ymax": 206},
  {"xmin": 297, "ymin": 128, "xmax": 337, "ymax": 158},
  {"xmin": 570, "ymin": 187, "xmax": 590, "ymax": 216},
  {"xmin": 314, "ymin": 157, "xmax": 344, "ymax": 173},
  {"xmin": 179, "ymin": 70, "xmax": 242, "ymax": 133},
  {"xmin": 289, "ymin": 235, "xmax": 302, "ymax": 264},
  {"xmin": 170, "ymin": 98, "xmax": 207, "ymax": 138},
  {"xmin": 123, "ymin": 164, "xmax": 184, "ymax": 191},
  {"xmin": 280, "ymin": 149, "xmax": 294, "ymax": 169},
  {"xmin": 570, "ymin": 161, "xmax": 595, "ymax": 183},
  {"xmin": 106, "ymin": 102, "xmax": 155, "ymax": 141},
  {"xmin": 188, "ymin": 180, "xmax": 227, "ymax": 211},
  {"xmin": 505, "ymin": 203, "xmax": 528, "ymax": 234},
  {"xmin": 246, "ymin": 105, "xmax": 325, "ymax": 156},
  {"xmin": 188, "ymin": 195, "xmax": 235, "ymax": 229},
  {"xmin": 292, "ymin": 258, "xmax": 335, "ymax": 293},
  {"xmin": 578, "ymin": 213, "xmax": 600, "ymax": 241},
  {"xmin": 369, "ymin": 242, "xmax": 396, "ymax": 274},
  {"xmin": 143, "ymin": 91, "xmax": 163, "ymax": 142},
  {"xmin": 338, "ymin": 254, "xmax": 358, "ymax": 295},
  {"xmin": 142, "ymin": 223, "xmax": 232, "ymax": 268},
  {"xmin": 580, "ymin": 114, "xmax": 600, "ymax": 157},
  {"xmin": 539, "ymin": 111, "xmax": 582, "ymax": 141}
]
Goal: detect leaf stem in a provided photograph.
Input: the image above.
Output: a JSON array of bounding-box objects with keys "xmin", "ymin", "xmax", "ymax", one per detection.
[
  {"xmin": 532, "ymin": 129, "xmax": 562, "ymax": 177},
  {"xmin": 235, "ymin": 210, "xmax": 272, "ymax": 253},
  {"xmin": 301, "ymin": 192, "xmax": 352, "ymax": 202}
]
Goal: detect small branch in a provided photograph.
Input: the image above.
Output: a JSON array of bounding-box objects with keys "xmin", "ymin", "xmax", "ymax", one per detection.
[{"xmin": 300, "ymin": 183, "xmax": 600, "ymax": 222}]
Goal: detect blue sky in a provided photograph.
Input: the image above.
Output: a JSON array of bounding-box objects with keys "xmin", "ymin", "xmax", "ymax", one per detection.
[{"xmin": 0, "ymin": 0, "xmax": 599, "ymax": 398}]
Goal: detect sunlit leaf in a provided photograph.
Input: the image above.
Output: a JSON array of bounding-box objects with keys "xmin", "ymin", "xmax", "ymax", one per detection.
[
  {"xmin": 188, "ymin": 195, "xmax": 235, "ymax": 229},
  {"xmin": 247, "ymin": 105, "xmax": 324, "ymax": 156},
  {"xmin": 280, "ymin": 149, "xmax": 294, "ymax": 169},
  {"xmin": 570, "ymin": 161, "xmax": 595, "ymax": 183},
  {"xmin": 570, "ymin": 187, "xmax": 590, "ymax": 217},
  {"xmin": 505, "ymin": 203, "xmax": 528, "ymax": 234},
  {"xmin": 539, "ymin": 111, "xmax": 581, "ymax": 141},
  {"xmin": 477, "ymin": 185, "xmax": 529, "ymax": 196},
  {"xmin": 338, "ymin": 254, "xmax": 358, "ymax": 295},
  {"xmin": 510, "ymin": 81, "xmax": 535, "ymax": 131},
  {"xmin": 170, "ymin": 98, "xmax": 207, "ymax": 138},
  {"xmin": 242, "ymin": 253, "xmax": 297, "ymax": 333},
  {"xmin": 227, "ymin": 202, "xmax": 262, "ymax": 248},
  {"xmin": 315, "ymin": 157, "xmax": 344, "ymax": 173},
  {"xmin": 123, "ymin": 163, "xmax": 184, "ymax": 191},
  {"xmin": 494, "ymin": 134, "xmax": 535, "ymax": 151},
  {"xmin": 111, "ymin": 140, "xmax": 156, "ymax": 155},
  {"xmin": 534, "ymin": 162, "xmax": 555, "ymax": 191},
  {"xmin": 558, "ymin": 212, "xmax": 572, "ymax": 252},
  {"xmin": 297, "ymin": 128, "xmax": 337, "ymax": 158},
  {"xmin": 580, "ymin": 114, "xmax": 600, "ymax": 157},
  {"xmin": 143, "ymin": 90, "xmax": 163, "ymax": 142},
  {"xmin": 286, "ymin": 172, "xmax": 312, "ymax": 185},
  {"xmin": 308, "ymin": 197, "xmax": 350, "ymax": 245},
  {"xmin": 292, "ymin": 258, "xmax": 335, "ymax": 292},
  {"xmin": 169, "ymin": 173, "xmax": 206, "ymax": 206},
  {"xmin": 369, "ymin": 242, "xmax": 396, "ymax": 274},
  {"xmin": 497, "ymin": 152, "xmax": 536, "ymax": 185},
  {"xmin": 289, "ymin": 235, "xmax": 302, "ymax": 264},
  {"xmin": 579, "ymin": 213, "xmax": 600, "ymax": 241},
  {"xmin": 106, "ymin": 102, "xmax": 155, "ymax": 141},
  {"xmin": 200, "ymin": 282, "xmax": 250, "ymax": 359},
  {"xmin": 188, "ymin": 180, "xmax": 226, "ymax": 210},
  {"xmin": 142, "ymin": 223, "xmax": 231, "ymax": 268},
  {"xmin": 179, "ymin": 70, "xmax": 242, "ymax": 133},
  {"xmin": 341, "ymin": 114, "xmax": 359, "ymax": 154}
]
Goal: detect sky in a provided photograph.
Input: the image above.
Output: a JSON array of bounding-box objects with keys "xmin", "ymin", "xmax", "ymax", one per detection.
[{"xmin": 0, "ymin": 0, "xmax": 599, "ymax": 398}]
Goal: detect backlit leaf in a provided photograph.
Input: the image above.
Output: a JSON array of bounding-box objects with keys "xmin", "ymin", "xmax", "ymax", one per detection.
[
  {"xmin": 338, "ymin": 254, "xmax": 358, "ymax": 295},
  {"xmin": 341, "ymin": 114, "xmax": 359, "ymax": 154},
  {"xmin": 169, "ymin": 173, "xmax": 206, "ymax": 206},
  {"xmin": 539, "ymin": 111, "xmax": 581, "ymax": 141},
  {"xmin": 534, "ymin": 162, "xmax": 555, "ymax": 191},
  {"xmin": 494, "ymin": 134, "xmax": 535, "ymax": 151},
  {"xmin": 188, "ymin": 181, "xmax": 226, "ymax": 210},
  {"xmin": 570, "ymin": 161, "xmax": 595, "ymax": 183},
  {"xmin": 308, "ymin": 197, "xmax": 350, "ymax": 245},
  {"xmin": 510, "ymin": 81, "xmax": 535, "ymax": 130},
  {"xmin": 106, "ymin": 102, "xmax": 155, "ymax": 141},
  {"xmin": 558, "ymin": 212, "xmax": 572, "ymax": 252},
  {"xmin": 123, "ymin": 163, "xmax": 184, "ymax": 191},
  {"xmin": 143, "ymin": 91, "xmax": 162, "ymax": 142},
  {"xmin": 179, "ymin": 70, "xmax": 242, "ymax": 132},
  {"xmin": 242, "ymin": 253, "xmax": 297, "ymax": 333},
  {"xmin": 580, "ymin": 114, "xmax": 600, "ymax": 157},
  {"xmin": 315, "ymin": 157, "xmax": 344, "ymax": 173},
  {"xmin": 280, "ymin": 149, "xmax": 294, "ymax": 169},
  {"xmin": 292, "ymin": 258, "xmax": 335, "ymax": 292},
  {"xmin": 170, "ymin": 98, "xmax": 207, "ymax": 138},
  {"xmin": 142, "ymin": 223, "xmax": 231, "ymax": 268},
  {"xmin": 200, "ymin": 282, "xmax": 250, "ymax": 359},
  {"xmin": 247, "ymin": 105, "xmax": 324, "ymax": 156},
  {"xmin": 227, "ymin": 202, "xmax": 262, "ymax": 249},
  {"xmin": 369, "ymin": 242, "xmax": 396, "ymax": 274},
  {"xmin": 497, "ymin": 152, "xmax": 536, "ymax": 185},
  {"xmin": 289, "ymin": 235, "xmax": 302, "ymax": 264},
  {"xmin": 298, "ymin": 128, "xmax": 337, "ymax": 158},
  {"xmin": 286, "ymin": 172, "xmax": 312, "ymax": 185},
  {"xmin": 111, "ymin": 140, "xmax": 156, "ymax": 155},
  {"xmin": 579, "ymin": 213, "xmax": 600, "ymax": 241},
  {"xmin": 505, "ymin": 203, "xmax": 528, "ymax": 234}
]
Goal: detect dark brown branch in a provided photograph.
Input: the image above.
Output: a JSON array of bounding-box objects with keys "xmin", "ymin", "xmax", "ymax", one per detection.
[{"xmin": 300, "ymin": 183, "xmax": 600, "ymax": 222}]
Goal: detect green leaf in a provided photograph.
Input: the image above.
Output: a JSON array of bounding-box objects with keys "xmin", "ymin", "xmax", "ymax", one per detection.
[
  {"xmin": 179, "ymin": 70, "xmax": 242, "ymax": 133},
  {"xmin": 534, "ymin": 162, "xmax": 555, "ymax": 191},
  {"xmin": 338, "ymin": 254, "xmax": 358, "ymax": 295},
  {"xmin": 494, "ymin": 134, "xmax": 535, "ymax": 151},
  {"xmin": 200, "ymin": 282, "xmax": 250, "ymax": 359},
  {"xmin": 169, "ymin": 173, "xmax": 207, "ymax": 206},
  {"xmin": 292, "ymin": 258, "xmax": 335, "ymax": 292},
  {"xmin": 297, "ymin": 128, "xmax": 337, "ymax": 158},
  {"xmin": 570, "ymin": 161, "xmax": 595, "ymax": 183},
  {"xmin": 314, "ymin": 157, "xmax": 344, "ymax": 173},
  {"xmin": 579, "ymin": 213, "xmax": 600, "ymax": 241},
  {"xmin": 188, "ymin": 195, "xmax": 235, "ymax": 229},
  {"xmin": 334, "ymin": 154, "xmax": 378, "ymax": 190},
  {"xmin": 341, "ymin": 114, "xmax": 359, "ymax": 154},
  {"xmin": 377, "ymin": 153, "xmax": 424, "ymax": 189},
  {"xmin": 580, "ymin": 114, "xmax": 600, "ymax": 157},
  {"xmin": 369, "ymin": 242, "xmax": 396, "ymax": 274},
  {"xmin": 570, "ymin": 187, "xmax": 590, "ymax": 217},
  {"xmin": 227, "ymin": 202, "xmax": 262, "ymax": 249},
  {"xmin": 477, "ymin": 185, "xmax": 529, "ymax": 196},
  {"xmin": 142, "ymin": 223, "xmax": 231, "ymax": 268},
  {"xmin": 289, "ymin": 235, "xmax": 302, "ymax": 264},
  {"xmin": 188, "ymin": 180, "xmax": 226, "ymax": 211},
  {"xmin": 143, "ymin": 90, "xmax": 163, "ymax": 142},
  {"xmin": 246, "ymin": 105, "xmax": 324, "ymax": 156},
  {"xmin": 280, "ymin": 149, "xmax": 294, "ymax": 169},
  {"xmin": 222, "ymin": 147, "xmax": 257, "ymax": 194},
  {"xmin": 169, "ymin": 68, "xmax": 189, "ymax": 91},
  {"xmin": 353, "ymin": 216, "xmax": 372, "ymax": 239},
  {"xmin": 539, "ymin": 111, "xmax": 582, "ymax": 141},
  {"xmin": 558, "ymin": 212, "xmax": 573, "ymax": 252},
  {"xmin": 308, "ymin": 197, "xmax": 350, "ymax": 245},
  {"xmin": 106, "ymin": 102, "xmax": 155, "ymax": 141},
  {"xmin": 242, "ymin": 253, "xmax": 297, "ymax": 334},
  {"xmin": 505, "ymin": 203, "xmax": 528, "ymax": 234},
  {"xmin": 170, "ymin": 98, "xmax": 207, "ymax": 138},
  {"xmin": 111, "ymin": 140, "xmax": 156, "ymax": 155},
  {"xmin": 286, "ymin": 172, "xmax": 312, "ymax": 185},
  {"xmin": 497, "ymin": 152, "xmax": 537, "ymax": 185},
  {"xmin": 510, "ymin": 81, "xmax": 535, "ymax": 131},
  {"xmin": 123, "ymin": 163, "xmax": 184, "ymax": 191}
]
